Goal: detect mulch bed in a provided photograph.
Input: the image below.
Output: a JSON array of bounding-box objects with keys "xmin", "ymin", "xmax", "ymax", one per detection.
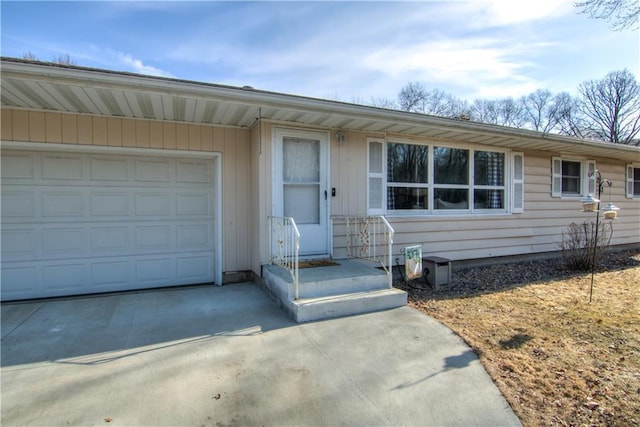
[{"xmin": 396, "ymin": 248, "xmax": 640, "ymax": 300}]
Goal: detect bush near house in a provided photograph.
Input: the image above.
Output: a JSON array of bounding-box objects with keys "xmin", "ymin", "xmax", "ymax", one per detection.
[{"xmin": 558, "ymin": 220, "xmax": 613, "ymax": 271}]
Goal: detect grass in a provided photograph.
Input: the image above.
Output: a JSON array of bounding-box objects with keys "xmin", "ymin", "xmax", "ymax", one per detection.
[{"xmin": 405, "ymin": 253, "xmax": 640, "ymax": 426}]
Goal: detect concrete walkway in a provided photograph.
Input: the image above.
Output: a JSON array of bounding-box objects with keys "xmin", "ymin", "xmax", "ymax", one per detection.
[{"xmin": 1, "ymin": 283, "xmax": 521, "ymax": 427}]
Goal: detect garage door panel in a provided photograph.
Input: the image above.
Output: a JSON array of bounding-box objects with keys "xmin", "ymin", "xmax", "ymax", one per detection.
[
  {"xmin": 90, "ymin": 157, "xmax": 129, "ymax": 181},
  {"xmin": 42, "ymin": 228, "xmax": 85, "ymax": 255},
  {"xmin": 2, "ymin": 153, "xmax": 35, "ymax": 179},
  {"xmin": 42, "ymin": 154, "xmax": 83, "ymax": 180},
  {"xmin": 2, "ymin": 192, "xmax": 35, "ymax": 217},
  {"xmin": 90, "ymin": 192, "xmax": 130, "ymax": 216},
  {"xmin": 177, "ymin": 160, "xmax": 210, "ymax": 183},
  {"xmin": 2, "ymin": 229, "xmax": 38, "ymax": 260},
  {"xmin": 135, "ymin": 226, "xmax": 172, "ymax": 250},
  {"xmin": 42, "ymin": 191, "xmax": 85, "ymax": 217},
  {"xmin": 136, "ymin": 258, "xmax": 173, "ymax": 284},
  {"xmin": 91, "ymin": 227, "xmax": 131, "ymax": 253},
  {"xmin": 1, "ymin": 266, "xmax": 39, "ymax": 298},
  {"xmin": 135, "ymin": 159, "xmax": 171, "ymax": 182},
  {"xmin": 91, "ymin": 261, "xmax": 132, "ymax": 288},
  {"xmin": 1, "ymin": 149, "xmax": 218, "ymax": 301},
  {"xmin": 177, "ymin": 192, "xmax": 210, "ymax": 215},
  {"xmin": 135, "ymin": 192, "xmax": 171, "ymax": 216},
  {"xmin": 177, "ymin": 255, "xmax": 212, "ymax": 281},
  {"xmin": 176, "ymin": 224, "xmax": 211, "ymax": 248},
  {"xmin": 43, "ymin": 263, "xmax": 87, "ymax": 290}
]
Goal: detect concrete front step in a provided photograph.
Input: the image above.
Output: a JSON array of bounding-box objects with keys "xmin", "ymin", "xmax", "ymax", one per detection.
[
  {"xmin": 297, "ymin": 270, "xmax": 388, "ymax": 299},
  {"xmin": 260, "ymin": 260, "xmax": 407, "ymax": 323},
  {"xmin": 292, "ymin": 288, "xmax": 408, "ymax": 323},
  {"xmin": 262, "ymin": 259, "xmax": 390, "ymax": 300}
]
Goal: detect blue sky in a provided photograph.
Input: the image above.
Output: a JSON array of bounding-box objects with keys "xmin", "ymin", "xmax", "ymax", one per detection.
[{"xmin": 1, "ymin": 1, "xmax": 638, "ymax": 104}]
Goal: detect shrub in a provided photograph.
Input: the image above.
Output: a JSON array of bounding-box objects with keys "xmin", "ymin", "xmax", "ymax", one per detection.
[{"xmin": 558, "ymin": 220, "xmax": 612, "ymax": 271}]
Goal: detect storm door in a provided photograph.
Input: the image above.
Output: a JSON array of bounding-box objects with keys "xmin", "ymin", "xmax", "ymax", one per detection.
[{"xmin": 274, "ymin": 129, "xmax": 329, "ymax": 256}]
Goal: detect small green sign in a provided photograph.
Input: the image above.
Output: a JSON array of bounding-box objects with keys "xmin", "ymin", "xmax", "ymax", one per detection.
[{"xmin": 405, "ymin": 245, "xmax": 422, "ymax": 280}]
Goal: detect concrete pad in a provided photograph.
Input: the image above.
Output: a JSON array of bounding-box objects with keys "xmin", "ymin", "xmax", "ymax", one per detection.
[{"xmin": 1, "ymin": 283, "xmax": 521, "ymax": 426}]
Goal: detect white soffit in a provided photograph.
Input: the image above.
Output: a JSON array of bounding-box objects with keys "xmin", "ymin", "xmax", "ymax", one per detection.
[{"xmin": 2, "ymin": 58, "xmax": 639, "ymax": 162}]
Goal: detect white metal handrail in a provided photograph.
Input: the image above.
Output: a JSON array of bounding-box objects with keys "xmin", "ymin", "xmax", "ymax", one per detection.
[
  {"xmin": 268, "ymin": 216, "xmax": 300, "ymax": 300},
  {"xmin": 339, "ymin": 216, "xmax": 394, "ymax": 288}
]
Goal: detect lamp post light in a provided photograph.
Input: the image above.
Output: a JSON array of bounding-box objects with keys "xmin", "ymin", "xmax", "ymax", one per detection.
[{"xmin": 581, "ymin": 170, "xmax": 619, "ymax": 303}]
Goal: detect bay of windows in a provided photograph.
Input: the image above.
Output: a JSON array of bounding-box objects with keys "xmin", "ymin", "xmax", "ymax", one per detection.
[{"xmin": 370, "ymin": 139, "xmax": 516, "ymax": 214}]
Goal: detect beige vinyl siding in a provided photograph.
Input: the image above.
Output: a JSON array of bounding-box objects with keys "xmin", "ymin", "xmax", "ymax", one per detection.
[
  {"xmin": 330, "ymin": 132, "xmax": 640, "ymax": 262},
  {"xmin": 251, "ymin": 121, "xmax": 275, "ymax": 273},
  {"xmin": 1, "ymin": 108, "xmax": 252, "ymax": 276},
  {"xmin": 330, "ymin": 129, "xmax": 367, "ymax": 216}
]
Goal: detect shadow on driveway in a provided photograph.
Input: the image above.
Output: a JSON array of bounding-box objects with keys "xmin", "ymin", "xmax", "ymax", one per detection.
[
  {"xmin": 1, "ymin": 282, "xmax": 521, "ymax": 427},
  {"xmin": 1, "ymin": 283, "xmax": 293, "ymax": 367}
]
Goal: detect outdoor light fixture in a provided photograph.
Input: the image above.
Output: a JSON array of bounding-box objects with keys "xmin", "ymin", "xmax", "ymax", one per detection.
[{"xmin": 581, "ymin": 169, "xmax": 620, "ymax": 303}]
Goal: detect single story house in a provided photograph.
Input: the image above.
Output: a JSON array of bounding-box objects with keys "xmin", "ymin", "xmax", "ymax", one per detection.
[{"xmin": 2, "ymin": 57, "xmax": 639, "ymax": 304}]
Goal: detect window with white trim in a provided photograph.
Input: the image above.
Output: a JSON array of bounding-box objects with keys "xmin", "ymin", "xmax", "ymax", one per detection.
[
  {"xmin": 551, "ymin": 157, "xmax": 596, "ymax": 197},
  {"xmin": 387, "ymin": 142, "xmax": 429, "ymax": 210},
  {"xmin": 367, "ymin": 139, "xmax": 522, "ymax": 214},
  {"xmin": 627, "ymin": 164, "xmax": 640, "ymax": 199}
]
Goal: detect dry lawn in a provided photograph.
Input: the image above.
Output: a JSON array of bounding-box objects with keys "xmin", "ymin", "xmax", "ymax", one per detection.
[{"xmin": 401, "ymin": 249, "xmax": 640, "ymax": 427}]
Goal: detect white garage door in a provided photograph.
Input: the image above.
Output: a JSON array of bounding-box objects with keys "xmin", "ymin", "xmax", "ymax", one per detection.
[{"xmin": 1, "ymin": 149, "xmax": 218, "ymax": 301}]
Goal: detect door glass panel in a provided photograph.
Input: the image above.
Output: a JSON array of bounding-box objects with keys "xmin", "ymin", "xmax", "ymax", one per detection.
[
  {"xmin": 284, "ymin": 184, "xmax": 319, "ymax": 224},
  {"xmin": 283, "ymin": 137, "xmax": 319, "ymax": 183},
  {"xmin": 282, "ymin": 136, "xmax": 321, "ymax": 225}
]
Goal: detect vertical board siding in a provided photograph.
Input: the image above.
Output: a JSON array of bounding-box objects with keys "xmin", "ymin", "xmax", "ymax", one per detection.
[
  {"xmin": 93, "ymin": 116, "xmax": 108, "ymax": 146},
  {"xmin": 45, "ymin": 112, "xmax": 63, "ymax": 143},
  {"xmin": 61, "ymin": 114, "xmax": 78, "ymax": 143},
  {"xmin": 1, "ymin": 109, "xmax": 252, "ymax": 274},
  {"xmin": 30, "ymin": 112, "xmax": 46, "ymax": 142},
  {"xmin": 249, "ymin": 124, "xmax": 261, "ymax": 274},
  {"xmin": 1, "ymin": 108, "xmax": 13, "ymax": 141},
  {"xmin": 10, "ymin": 110, "xmax": 29, "ymax": 140},
  {"xmin": 330, "ymin": 130, "xmax": 367, "ymax": 215}
]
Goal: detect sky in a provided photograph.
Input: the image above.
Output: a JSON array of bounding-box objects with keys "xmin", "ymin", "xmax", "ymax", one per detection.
[{"xmin": 1, "ymin": 1, "xmax": 639, "ymax": 105}]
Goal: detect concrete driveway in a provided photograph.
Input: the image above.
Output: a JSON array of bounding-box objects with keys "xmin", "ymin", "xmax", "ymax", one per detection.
[{"xmin": 1, "ymin": 283, "xmax": 521, "ymax": 426}]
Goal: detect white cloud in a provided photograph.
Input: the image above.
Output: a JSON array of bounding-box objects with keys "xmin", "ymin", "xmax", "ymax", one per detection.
[
  {"xmin": 361, "ymin": 37, "xmax": 556, "ymax": 99},
  {"xmin": 464, "ymin": 0, "xmax": 572, "ymax": 26},
  {"xmin": 118, "ymin": 53, "xmax": 174, "ymax": 78}
]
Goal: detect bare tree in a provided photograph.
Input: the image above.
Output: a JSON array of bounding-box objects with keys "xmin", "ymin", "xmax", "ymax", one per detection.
[
  {"xmin": 497, "ymin": 97, "xmax": 526, "ymax": 127},
  {"xmin": 520, "ymin": 89, "xmax": 563, "ymax": 133},
  {"xmin": 398, "ymin": 81, "xmax": 427, "ymax": 112},
  {"xmin": 469, "ymin": 97, "xmax": 526, "ymax": 127},
  {"xmin": 397, "ymin": 83, "xmax": 469, "ymax": 118},
  {"xmin": 470, "ymin": 99, "xmax": 499, "ymax": 123},
  {"xmin": 22, "ymin": 51, "xmax": 38, "ymax": 61},
  {"xmin": 575, "ymin": 0, "xmax": 640, "ymax": 30},
  {"xmin": 553, "ymin": 92, "xmax": 588, "ymax": 138},
  {"xmin": 369, "ymin": 97, "xmax": 398, "ymax": 109},
  {"xmin": 422, "ymin": 89, "xmax": 469, "ymax": 118},
  {"xmin": 577, "ymin": 69, "xmax": 640, "ymax": 143},
  {"xmin": 21, "ymin": 52, "xmax": 77, "ymax": 65},
  {"xmin": 51, "ymin": 53, "xmax": 76, "ymax": 65}
]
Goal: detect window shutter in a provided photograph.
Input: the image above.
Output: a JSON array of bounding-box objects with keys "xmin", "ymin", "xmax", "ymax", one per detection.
[
  {"xmin": 627, "ymin": 164, "xmax": 634, "ymax": 198},
  {"xmin": 586, "ymin": 160, "xmax": 596, "ymax": 196},
  {"xmin": 368, "ymin": 139, "xmax": 384, "ymax": 213},
  {"xmin": 551, "ymin": 157, "xmax": 562, "ymax": 197},
  {"xmin": 512, "ymin": 152, "xmax": 524, "ymax": 213}
]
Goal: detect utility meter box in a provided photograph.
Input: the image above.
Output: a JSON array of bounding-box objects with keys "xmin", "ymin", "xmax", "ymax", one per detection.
[{"xmin": 423, "ymin": 256, "xmax": 451, "ymax": 287}]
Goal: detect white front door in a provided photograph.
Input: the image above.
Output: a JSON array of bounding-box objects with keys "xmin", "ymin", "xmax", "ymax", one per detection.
[{"xmin": 274, "ymin": 129, "xmax": 329, "ymax": 256}]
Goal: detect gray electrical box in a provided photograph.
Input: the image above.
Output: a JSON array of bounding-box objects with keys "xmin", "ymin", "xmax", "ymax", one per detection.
[{"xmin": 423, "ymin": 256, "xmax": 451, "ymax": 287}]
